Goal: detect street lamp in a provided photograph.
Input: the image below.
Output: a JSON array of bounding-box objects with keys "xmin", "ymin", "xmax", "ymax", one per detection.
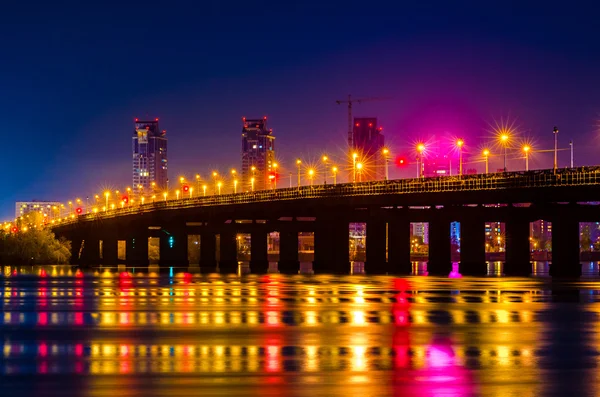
[
  {"xmin": 251, "ymin": 177, "xmax": 255, "ymax": 192},
  {"xmin": 332, "ymin": 166, "xmax": 338, "ymax": 185},
  {"xmin": 233, "ymin": 179, "xmax": 238, "ymax": 193},
  {"xmin": 322, "ymin": 155, "xmax": 328, "ymax": 184},
  {"xmin": 382, "ymin": 148, "xmax": 390, "ymax": 180},
  {"xmin": 553, "ymin": 126, "xmax": 559, "ymax": 174},
  {"xmin": 356, "ymin": 162, "xmax": 363, "ymax": 182},
  {"xmin": 523, "ymin": 145, "xmax": 531, "ymax": 171},
  {"xmin": 104, "ymin": 192, "xmax": 110, "ymax": 212},
  {"xmin": 482, "ymin": 149, "xmax": 490, "ymax": 174},
  {"xmin": 189, "ymin": 187, "xmax": 193, "ymax": 198},
  {"xmin": 203, "ymin": 184, "xmax": 207, "ymax": 197},
  {"xmin": 212, "ymin": 171, "xmax": 218, "ymax": 195},
  {"xmin": 163, "ymin": 192, "xmax": 168, "ymax": 201},
  {"xmin": 195, "ymin": 174, "xmax": 201, "ymax": 193},
  {"xmin": 416, "ymin": 143, "xmax": 425, "ymax": 178},
  {"xmin": 272, "ymin": 163, "xmax": 278, "ymax": 189},
  {"xmin": 308, "ymin": 168, "xmax": 315, "ymax": 186},
  {"xmin": 176, "ymin": 189, "xmax": 180, "ymax": 200},
  {"xmin": 456, "ymin": 139, "xmax": 464, "ymax": 176},
  {"xmin": 217, "ymin": 181, "xmax": 222, "ymax": 195},
  {"xmin": 296, "ymin": 159, "xmax": 302, "ymax": 189},
  {"xmin": 179, "ymin": 176, "xmax": 185, "ymax": 186},
  {"xmin": 500, "ymin": 134, "xmax": 509, "ymax": 172},
  {"xmin": 352, "ymin": 152, "xmax": 358, "ymax": 183}
]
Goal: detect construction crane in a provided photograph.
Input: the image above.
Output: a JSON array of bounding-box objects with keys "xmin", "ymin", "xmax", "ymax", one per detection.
[{"xmin": 335, "ymin": 95, "xmax": 389, "ymax": 148}]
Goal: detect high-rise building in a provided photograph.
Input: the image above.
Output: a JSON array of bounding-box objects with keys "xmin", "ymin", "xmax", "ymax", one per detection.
[
  {"xmin": 132, "ymin": 118, "xmax": 168, "ymax": 196},
  {"xmin": 352, "ymin": 117, "xmax": 385, "ymax": 181},
  {"xmin": 241, "ymin": 117, "xmax": 275, "ymax": 191}
]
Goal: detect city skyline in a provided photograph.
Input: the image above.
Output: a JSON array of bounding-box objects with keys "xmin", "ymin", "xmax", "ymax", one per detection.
[{"xmin": 2, "ymin": 6, "xmax": 600, "ymax": 219}]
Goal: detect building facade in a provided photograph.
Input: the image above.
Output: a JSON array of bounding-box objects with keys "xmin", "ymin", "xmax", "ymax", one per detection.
[
  {"xmin": 352, "ymin": 117, "xmax": 385, "ymax": 181},
  {"xmin": 241, "ymin": 117, "xmax": 275, "ymax": 191},
  {"xmin": 15, "ymin": 201, "xmax": 62, "ymax": 219},
  {"xmin": 132, "ymin": 119, "xmax": 168, "ymax": 196}
]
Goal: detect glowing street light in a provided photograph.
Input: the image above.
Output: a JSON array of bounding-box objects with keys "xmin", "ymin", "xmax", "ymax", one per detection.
[
  {"xmin": 296, "ymin": 159, "xmax": 302, "ymax": 189},
  {"xmin": 382, "ymin": 148, "xmax": 390, "ymax": 180},
  {"xmin": 482, "ymin": 149, "xmax": 490, "ymax": 174},
  {"xmin": 272, "ymin": 163, "xmax": 278, "ymax": 189},
  {"xmin": 195, "ymin": 174, "xmax": 201, "ymax": 192},
  {"xmin": 163, "ymin": 192, "xmax": 167, "ymax": 202},
  {"xmin": 456, "ymin": 139, "xmax": 464, "ymax": 176},
  {"xmin": 251, "ymin": 177, "xmax": 255, "ymax": 192},
  {"xmin": 179, "ymin": 176, "xmax": 185, "ymax": 185},
  {"xmin": 217, "ymin": 181, "xmax": 222, "ymax": 195},
  {"xmin": 356, "ymin": 162, "xmax": 363, "ymax": 182},
  {"xmin": 176, "ymin": 189, "xmax": 180, "ymax": 200},
  {"xmin": 203, "ymin": 184, "xmax": 207, "ymax": 197},
  {"xmin": 189, "ymin": 187, "xmax": 194, "ymax": 198},
  {"xmin": 141, "ymin": 196, "xmax": 145, "ymax": 205},
  {"xmin": 352, "ymin": 152, "xmax": 359, "ymax": 183},
  {"xmin": 104, "ymin": 191, "xmax": 110, "ymax": 211},
  {"xmin": 523, "ymin": 145, "xmax": 531, "ymax": 171},
  {"xmin": 416, "ymin": 143, "xmax": 425, "ymax": 178},
  {"xmin": 308, "ymin": 168, "xmax": 315, "ymax": 186},
  {"xmin": 500, "ymin": 133, "xmax": 509, "ymax": 172},
  {"xmin": 322, "ymin": 155, "xmax": 328, "ymax": 184},
  {"xmin": 233, "ymin": 179, "xmax": 238, "ymax": 193},
  {"xmin": 212, "ymin": 171, "xmax": 218, "ymax": 195},
  {"xmin": 332, "ymin": 166, "xmax": 338, "ymax": 185}
]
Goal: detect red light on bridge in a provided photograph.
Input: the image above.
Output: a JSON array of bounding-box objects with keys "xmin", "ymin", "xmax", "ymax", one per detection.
[
  {"xmin": 183, "ymin": 185, "xmax": 189, "ymax": 193},
  {"xmin": 122, "ymin": 196, "xmax": 129, "ymax": 204},
  {"xmin": 11, "ymin": 227, "xmax": 18, "ymax": 233},
  {"xmin": 395, "ymin": 156, "xmax": 408, "ymax": 167},
  {"xmin": 76, "ymin": 207, "xmax": 83, "ymax": 214}
]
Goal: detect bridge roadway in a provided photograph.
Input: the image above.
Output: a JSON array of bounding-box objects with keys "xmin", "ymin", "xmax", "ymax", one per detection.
[{"xmin": 52, "ymin": 167, "xmax": 600, "ymax": 277}]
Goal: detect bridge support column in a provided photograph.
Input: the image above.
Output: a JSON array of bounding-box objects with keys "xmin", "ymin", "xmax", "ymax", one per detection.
[
  {"xmin": 219, "ymin": 231, "xmax": 238, "ymax": 274},
  {"xmin": 160, "ymin": 225, "xmax": 188, "ymax": 267},
  {"xmin": 279, "ymin": 229, "xmax": 299, "ymax": 274},
  {"xmin": 428, "ymin": 216, "xmax": 451, "ymax": 276},
  {"xmin": 81, "ymin": 237, "xmax": 100, "ymax": 267},
  {"xmin": 388, "ymin": 218, "xmax": 411, "ymax": 274},
  {"xmin": 200, "ymin": 232, "xmax": 217, "ymax": 272},
  {"xmin": 551, "ymin": 217, "xmax": 581, "ymax": 277},
  {"xmin": 314, "ymin": 218, "xmax": 349, "ymax": 274},
  {"xmin": 366, "ymin": 219, "xmax": 388, "ymax": 274},
  {"xmin": 250, "ymin": 230, "xmax": 269, "ymax": 274},
  {"xmin": 127, "ymin": 231, "xmax": 149, "ymax": 267},
  {"xmin": 102, "ymin": 237, "xmax": 118, "ymax": 267},
  {"xmin": 505, "ymin": 218, "xmax": 531, "ymax": 276},
  {"xmin": 460, "ymin": 219, "xmax": 486, "ymax": 276},
  {"xmin": 70, "ymin": 237, "xmax": 83, "ymax": 266}
]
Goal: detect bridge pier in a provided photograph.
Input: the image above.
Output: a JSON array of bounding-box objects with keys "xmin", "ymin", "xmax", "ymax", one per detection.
[
  {"xmin": 428, "ymin": 216, "xmax": 451, "ymax": 276},
  {"xmin": 366, "ymin": 218, "xmax": 388, "ymax": 274},
  {"xmin": 159, "ymin": 225, "xmax": 188, "ymax": 267},
  {"xmin": 460, "ymin": 218, "xmax": 486, "ymax": 276},
  {"xmin": 250, "ymin": 229, "xmax": 269, "ymax": 274},
  {"xmin": 200, "ymin": 232, "xmax": 217, "ymax": 272},
  {"xmin": 127, "ymin": 230, "xmax": 149, "ymax": 267},
  {"xmin": 70, "ymin": 237, "xmax": 83, "ymax": 266},
  {"xmin": 388, "ymin": 218, "xmax": 411, "ymax": 274},
  {"xmin": 102, "ymin": 237, "xmax": 118, "ymax": 267},
  {"xmin": 80, "ymin": 236, "xmax": 100, "ymax": 267},
  {"xmin": 314, "ymin": 218, "xmax": 349, "ymax": 274},
  {"xmin": 278, "ymin": 229, "xmax": 299, "ymax": 274},
  {"xmin": 218, "ymin": 231, "xmax": 238, "ymax": 274},
  {"xmin": 551, "ymin": 217, "xmax": 581, "ymax": 277},
  {"xmin": 505, "ymin": 218, "xmax": 531, "ymax": 276}
]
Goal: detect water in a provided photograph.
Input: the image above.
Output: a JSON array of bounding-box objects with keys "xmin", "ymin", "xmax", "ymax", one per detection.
[{"xmin": 2, "ymin": 265, "xmax": 600, "ymax": 396}]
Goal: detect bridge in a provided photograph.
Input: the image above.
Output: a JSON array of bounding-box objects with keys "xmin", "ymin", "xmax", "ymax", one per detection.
[{"xmin": 52, "ymin": 167, "xmax": 600, "ymax": 277}]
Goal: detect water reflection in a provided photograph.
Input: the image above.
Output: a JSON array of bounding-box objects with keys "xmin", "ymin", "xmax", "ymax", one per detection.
[{"xmin": 1, "ymin": 265, "xmax": 599, "ymax": 396}]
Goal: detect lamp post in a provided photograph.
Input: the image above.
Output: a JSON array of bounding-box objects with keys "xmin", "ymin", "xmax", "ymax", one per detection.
[
  {"xmin": 456, "ymin": 139, "xmax": 464, "ymax": 176},
  {"xmin": 212, "ymin": 171, "xmax": 218, "ymax": 195},
  {"xmin": 203, "ymin": 185, "xmax": 207, "ymax": 197},
  {"xmin": 523, "ymin": 145, "xmax": 530, "ymax": 171},
  {"xmin": 163, "ymin": 192, "xmax": 167, "ymax": 202},
  {"xmin": 352, "ymin": 152, "xmax": 358, "ymax": 183},
  {"xmin": 231, "ymin": 169, "xmax": 237, "ymax": 193},
  {"xmin": 570, "ymin": 140, "xmax": 574, "ymax": 168},
  {"xmin": 322, "ymin": 155, "xmax": 328, "ymax": 184},
  {"xmin": 251, "ymin": 177, "xmax": 255, "ymax": 192},
  {"xmin": 104, "ymin": 192, "xmax": 109, "ymax": 212},
  {"xmin": 189, "ymin": 187, "xmax": 193, "ymax": 198},
  {"xmin": 553, "ymin": 126, "xmax": 559, "ymax": 174},
  {"xmin": 500, "ymin": 134, "xmax": 509, "ymax": 172},
  {"xmin": 195, "ymin": 174, "xmax": 201, "ymax": 193},
  {"xmin": 272, "ymin": 163, "xmax": 278, "ymax": 189},
  {"xmin": 382, "ymin": 148, "xmax": 389, "ymax": 180},
  {"xmin": 217, "ymin": 181, "xmax": 222, "ymax": 195},
  {"xmin": 175, "ymin": 189, "xmax": 180, "ymax": 200},
  {"xmin": 296, "ymin": 159, "xmax": 301, "ymax": 189},
  {"xmin": 356, "ymin": 162, "xmax": 363, "ymax": 182},
  {"xmin": 308, "ymin": 168, "xmax": 315, "ymax": 186},
  {"xmin": 332, "ymin": 166, "xmax": 338, "ymax": 185},
  {"xmin": 416, "ymin": 143, "xmax": 425, "ymax": 178},
  {"xmin": 482, "ymin": 149, "xmax": 490, "ymax": 174}
]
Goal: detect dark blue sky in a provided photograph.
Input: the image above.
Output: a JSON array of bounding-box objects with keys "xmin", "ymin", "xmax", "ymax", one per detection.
[{"xmin": 2, "ymin": 2, "xmax": 599, "ymax": 219}]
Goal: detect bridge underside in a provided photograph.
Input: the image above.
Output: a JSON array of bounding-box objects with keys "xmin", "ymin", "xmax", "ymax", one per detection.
[{"xmin": 57, "ymin": 201, "xmax": 600, "ymax": 278}]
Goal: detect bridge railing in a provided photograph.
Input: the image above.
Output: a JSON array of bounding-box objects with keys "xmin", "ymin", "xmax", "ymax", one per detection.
[{"xmin": 58, "ymin": 166, "xmax": 600, "ymax": 224}]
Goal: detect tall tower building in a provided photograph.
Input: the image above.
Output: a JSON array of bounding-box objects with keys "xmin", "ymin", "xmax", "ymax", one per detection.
[
  {"xmin": 132, "ymin": 118, "xmax": 168, "ymax": 196},
  {"xmin": 352, "ymin": 117, "xmax": 385, "ymax": 181},
  {"xmin": 241, "ymin": 117, "xmax": 275, "ymax": 191}
]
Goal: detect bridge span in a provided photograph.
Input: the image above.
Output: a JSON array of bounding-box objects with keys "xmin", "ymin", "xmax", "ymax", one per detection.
[{"xmin": 52, "ymin": 167, "xmax": 600, "ymax": 277}]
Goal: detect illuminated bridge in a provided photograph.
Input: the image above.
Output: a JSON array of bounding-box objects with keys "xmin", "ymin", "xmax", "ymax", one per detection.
[{"xmin": 52, "ymin": 167, "xmax": 600, "ymax": 277}]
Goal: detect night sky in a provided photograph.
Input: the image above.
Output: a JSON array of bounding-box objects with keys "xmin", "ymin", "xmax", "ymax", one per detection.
[{"xmin": 2, "ymin": 2, "xmax": 599, "ymax": 219}]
